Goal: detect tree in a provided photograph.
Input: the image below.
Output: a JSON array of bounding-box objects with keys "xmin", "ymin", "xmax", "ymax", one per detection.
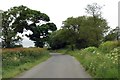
[
  {"xmin": 0, "ymin": 10, "xmax": 2, "ymax": 37},
  {"xmin": 62, "ymin": 17, "xmax": 79, "ymax": 50},
  {"xmin": 104, "ymin": 27, "xmax": 120, "ymax": 41},
  {"xmin": 49, "ymin": 3, "xmax": 109, "ymax": 49},
  {"xmin": 62, "ymin": 17, "xmax": 80, "ymax": 32},
  {"xmin": 85, "ymin": 3, "xmax": 109, "ymax": 46},
  {"xmin": 62, "ymin": 16, "xmax": 109, "ymax": 48},
  {"xmin": 2, "ymin": 5, "xmax": 57, "ymax": 48},
  {"xmin": 49, "ymin": 28, "xmax": 78, "ymax": 50},
  {"xmin": 85, "ymin": 3, "xmax": 103, "ymax": 18},
  {"xmin": 27, "ymin": 23, "xmax": 57, "ymax": 47},
  {"xmin": 2, "ymin": 11, "xmax": 22, "ymax": 48},
  {"xmin": 49, "ymin": 29, "xmax": 68, "ymax": 49},
  {"xmin": 86, "ymin": 16, "xmax": 109, "ymax": 46}
]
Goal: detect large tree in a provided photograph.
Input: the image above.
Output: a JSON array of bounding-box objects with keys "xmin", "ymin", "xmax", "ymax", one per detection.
[
  {"xmin": 2, "ymin": 11, "xmax": 22, "ymax": 48},
  {"xmin": 27, "ymin": 23, "xmax": 57, "ymax": 47},
  {"xmin": 2, "ymin": 5, "xmax": 57, "ymax": 48},
  {"xmin": 85, "ymin": 3, "xmax": 103, "ymax": 18},
  {"xmin": 49, "ymin": 28, "xmax": 78, "ymax": 50},
  {"xmin": 85, "ymin": 3, "xmax": 109, "ymax": 46},
  {"xmin": 49, "ymin": 3, "xmax": 109, "ymax": 50},
  {"xmin": 62, "ymin": 17, "xmax": 81, "ymax": 50},
  {"xmin": 49, "ymin": 29, "xmax": 68, "ymax": 49},
  {"xmin": 62, "ymin": 15, "xmax": 109, "ymax": 48}
]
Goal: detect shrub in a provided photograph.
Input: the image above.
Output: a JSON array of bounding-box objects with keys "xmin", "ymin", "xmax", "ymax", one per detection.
[
  {"xmin": 99, "ymin": 41, "xmax": 119, "ymax": 53},
  {"xmin": 84, "ymin": 47, "xmax": 97, "ymax": 53},
  {"xmin": 66, "ymin": 43, "xmax": 119, "ymax": 78}
]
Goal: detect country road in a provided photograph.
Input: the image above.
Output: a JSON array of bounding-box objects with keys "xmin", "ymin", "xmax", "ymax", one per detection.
[{"xmin": 16, "ymin": 53, "xmax": 91, "ymax": 78}]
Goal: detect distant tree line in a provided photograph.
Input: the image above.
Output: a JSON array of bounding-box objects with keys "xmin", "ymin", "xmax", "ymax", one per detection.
[
  {"xmin": 49, "ymin": 3, "xmax": 119, "ymax": 50},
  {"xmin": 1, "ymin": 3, "xmax": 119, "ymax": 49}
]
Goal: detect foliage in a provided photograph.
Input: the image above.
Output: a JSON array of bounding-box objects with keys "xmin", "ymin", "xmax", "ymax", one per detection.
[
  {"xmin": 49, "ymin": 28, "xmax": 78, "ymax": 50},
  {"xmin": 2, "ymin": 48, "xmax": 50, "ymax": 78},
  {"xmin": 49, "ymin": 29, "xmax": 68, "ymax": 49},
  {"xmin": 27, "ymin": 23, "xmax": 57, "ymax": 47},
  {"xmin": 66, "ymin": 41, "xmax": 119, "ymax": 78},
  {"xmin": 2, "ymin": 5, "xmax": 57, "ymax": 48},
  {"xmin": 84, "ymin": 47, "xmax": 97, "ymax": 53},
  {"xmin": 85, "ymin": 3, "xmax": 109, "ymax": 47},
  {"xmin": 52, "ymin": 15, "xmax": 109, "ymax": 49},
  {"xmin": 104, "ymin": 26, "xmax": 120, "ymax": 41},
  {"xmin": 99, "ymin": 41, "xmax": 120, "ymax": 53},
  {"xmin": 85, "ymin": 3, "xmax": 102, "ymax": 18},
  {"xmin": 2, "ymin": 10, "xmax": 22, "ymax": 48},
  {"xmin": 49, "ymin": 3, "xmax": 109, "ymax": 50}
]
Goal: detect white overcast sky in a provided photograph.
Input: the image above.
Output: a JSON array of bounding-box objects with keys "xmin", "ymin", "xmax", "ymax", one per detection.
[{"xmin": 0, "ymin": 0, "xmax": 119, "ymax": 47}]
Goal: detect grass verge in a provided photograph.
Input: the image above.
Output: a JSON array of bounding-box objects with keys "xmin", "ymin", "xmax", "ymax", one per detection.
[
  {"xmin": 54, "ymin": 45, "xmax": 119, "ymax": 79},
  {"xmin": 2, "ymin": 48, "xmax": 51, "ymax": 79},
  {"xmin": 3, "ymin": 55, "xmax": 50, "ymax": 79}
]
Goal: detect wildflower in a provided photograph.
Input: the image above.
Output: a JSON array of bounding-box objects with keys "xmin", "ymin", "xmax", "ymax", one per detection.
[
  {"xmin": 115, "ymin": 56, "xmax": 118, "ymax": 58},
  {"xmin": 97, "ymin": 53, "xmax": 100, "ymax": 55},
  {"xmin": 107, "ymin": 57, "xmax": 110, "ymax": 59},
  {"xmin": 115, "ymin": 58, "xmax": 118, "ymax": 61},
  {"xmin": 111, "ymin": 57, "xmax": 113, "ymax": 59},
  {"xmin": 113, "ymin": 61, "xmax": 115, "ymax": 64},
  {"xmin": 93, "ymin": 51, "xmax": 96, "ymax": 54},
  {"xmin": 103, "ymin": 67, "xmax": 106, "ymax": 69},
  {"xmin": 14, "ymin": 57, "xmax": 17, "ymax": 60},
  {"xmin": 112, "ymin": 53, "xmax": 115, "ymax": 55}
]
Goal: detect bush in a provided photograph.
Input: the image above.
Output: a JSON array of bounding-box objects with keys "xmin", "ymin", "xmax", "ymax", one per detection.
[
  {"xmin": 84, "ymin": 47, "xmax": 97, "ymax": 53},
  {"xmin": 66, "ymin": 42, "xmax": 119, "ymax": 78},
  {"xmin": 99, "ymin": 41, "xmax": 119, "ymax": 53}
]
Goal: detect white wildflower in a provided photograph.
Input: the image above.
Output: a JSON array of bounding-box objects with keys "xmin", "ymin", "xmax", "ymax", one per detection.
[{"xmin": 97, "ymin": 53, "xmax": 100, "ymax": 55}]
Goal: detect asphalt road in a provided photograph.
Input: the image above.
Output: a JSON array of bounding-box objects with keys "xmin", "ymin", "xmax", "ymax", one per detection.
[{"xmin": 16, "ymin": 53, "xmax": 91, "ymax": 78}]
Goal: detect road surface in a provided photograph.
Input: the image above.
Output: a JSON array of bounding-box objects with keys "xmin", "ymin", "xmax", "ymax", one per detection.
[{"xmin": 16, "ymin": 53, "xmax": 91, "ymax": 78}]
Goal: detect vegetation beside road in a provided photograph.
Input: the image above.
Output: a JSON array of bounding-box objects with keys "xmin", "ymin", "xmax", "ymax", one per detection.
[
  {"xmin": 2, "ymin": 48, "xmax": 50, "ymax": 79},
  {"xmin": 1, "ymin": 2, "xmax": 119, "ymax": 79},
  {"xmin": 55, "ymin": 41, "xmax": 120, "ymax": 79}
]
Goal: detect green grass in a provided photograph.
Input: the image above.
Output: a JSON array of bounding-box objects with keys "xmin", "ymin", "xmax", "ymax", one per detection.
[
  {"xmin": 2, "ymin": 55, "xmax": 50, "ymax": 79},
  {"xmin": 55, "ymin": 41, "xmax": 119, "ymax": 79},
  {"xmin": 67, "ymin": 48, "xmax": 119, "ymax": 79},
  {"xmin": 2, "ymin": 48, "xmax": 51, "ymax": 79}
]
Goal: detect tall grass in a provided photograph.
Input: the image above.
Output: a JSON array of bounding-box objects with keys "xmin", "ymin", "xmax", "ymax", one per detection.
[
  {"xmin": 64, "ymin": 41, "xmax": 119, "ymax": 79},
  {"xmin": 2, "ymin": 48, "xmax": 50, "ymax": 78},
  {"xmin": 99, "ymin": 41, "xmax": 120, "ymax": 53}
]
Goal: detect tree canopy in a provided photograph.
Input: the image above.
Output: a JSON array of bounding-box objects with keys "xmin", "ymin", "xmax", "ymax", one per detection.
[
  {"xmin": 49, "ymin": 3, "xmax": 109, "ymax": 50},
  {"xmin": 104, "ymin": 26, "xmax": 120, "ymax": 41},
  {"xmin": 2, "ymin": 5, "xmax": 57, "ymax": 48},
  {"xmin": 2, "ymin": 3, "xmax": 114, "ymax": 49}
]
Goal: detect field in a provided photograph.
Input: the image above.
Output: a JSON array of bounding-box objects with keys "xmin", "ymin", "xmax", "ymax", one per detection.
[{"xmin": 2, "ymin": 48, "xmax": 50, "ymax": 79}]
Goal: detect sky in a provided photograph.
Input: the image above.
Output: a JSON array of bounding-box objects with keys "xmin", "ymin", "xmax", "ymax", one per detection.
[{"xmin": 0, "ymin": 0, "xmax": 119, "ymax": 47}]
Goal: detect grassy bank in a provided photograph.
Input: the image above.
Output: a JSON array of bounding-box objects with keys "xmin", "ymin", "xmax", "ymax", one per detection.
[
  {"xmin": 56, "ymin": 41, "xmax": 119, "ymax": 79},
  {"xmin": 2, "ymin": 48, "xmax": 50, "ymax": 79}
]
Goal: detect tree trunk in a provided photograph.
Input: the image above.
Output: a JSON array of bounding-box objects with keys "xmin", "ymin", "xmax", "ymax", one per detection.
[{"xmin": 71, "ymin": 45, "xmax": 74, "ymax": 51}]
